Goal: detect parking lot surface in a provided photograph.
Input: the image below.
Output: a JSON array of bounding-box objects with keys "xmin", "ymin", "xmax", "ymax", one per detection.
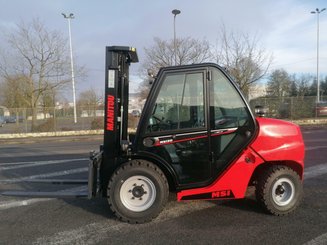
[{"xmin": 0, "ymin": 127, "xmax": 326, "ymax": 244}]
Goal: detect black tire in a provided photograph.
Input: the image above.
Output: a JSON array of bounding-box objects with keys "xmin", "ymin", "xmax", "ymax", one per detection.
[
  {"xmin": 107, "ymin": 159, "xmax": 169, "ymax": 223},
  {"xmin": 255, "ymin": 165, "xmax": 303, "ymax": 216}
]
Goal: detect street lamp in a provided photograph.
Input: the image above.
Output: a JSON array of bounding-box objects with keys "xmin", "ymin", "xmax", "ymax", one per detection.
[
  {"xmin": 172, "ymin": 9, "xmax": 181, "ymax": 65},
  {"xmin": 62, "ymin": 13, "xmax": 77, "ymax": 124},
  {"xmin": 311, "ymin": 8, "xmax": 326, "ymax": 103}
]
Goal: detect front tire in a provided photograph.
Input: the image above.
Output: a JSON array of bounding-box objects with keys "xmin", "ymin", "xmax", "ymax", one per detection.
[
  {"xmin": 107, "ymin": 159, "xmax": 169, "ymax": 223},
  {"xmin": 256, "ymin": 165, "xmax": 303, "ymax": 216}
]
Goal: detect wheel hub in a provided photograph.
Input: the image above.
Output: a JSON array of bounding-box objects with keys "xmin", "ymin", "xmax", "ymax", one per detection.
[
  {"xmin": 272, "ymin": 178, "xmax": 295, "ymax": 207},
  {"xmin": 132, "ymin": 185, "xmax": 146, "ymax": 198},
  {"xmin": 275, "ymin": 185, "xmax": 285, "ymax": 196},
  {"xmin": 120, "ymin": 175, "xmax": 156, "ymax": 212}
]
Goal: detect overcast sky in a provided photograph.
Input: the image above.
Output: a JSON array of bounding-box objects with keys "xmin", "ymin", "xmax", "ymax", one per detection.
[{"xmin": 0, "ymin": 0, "xmax": 326, "ymax": 98}]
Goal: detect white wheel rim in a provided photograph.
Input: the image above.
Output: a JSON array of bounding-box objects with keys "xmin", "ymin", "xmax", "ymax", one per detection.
[
  {"xmin": 272, "ymin": 177, "xmax": 295, "ymax": 206},
  {"xmin": 120, "ymin": 175, "xmax": 156, "ymax": 212}
]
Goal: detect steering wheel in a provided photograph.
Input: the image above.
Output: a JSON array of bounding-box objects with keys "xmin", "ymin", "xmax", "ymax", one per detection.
[{"xmin": 151, "ymin": 115, "xmax": 171, "ymax": 131}]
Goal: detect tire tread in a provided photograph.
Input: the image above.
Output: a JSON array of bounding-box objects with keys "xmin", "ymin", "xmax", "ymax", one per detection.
[
  {"xmin": 255, "ymin": 165, "xmax": 303, "ymax": 216},
  {"xmin": 107, "ymin": 159, "xmax": 169, "ymax": 224}
]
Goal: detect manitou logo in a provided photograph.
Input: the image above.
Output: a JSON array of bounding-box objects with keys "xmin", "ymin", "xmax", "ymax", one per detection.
[
  {"xmin": 211, "ymin": 190, "xmax": 233, "ymax": 199},
  {"xmin": 106, "ymin": 95, "xmax": 115, "ymax": 131}
]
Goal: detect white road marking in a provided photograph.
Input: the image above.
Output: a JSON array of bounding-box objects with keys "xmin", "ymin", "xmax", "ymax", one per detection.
[
  {"xmin": 0, "ymin": 159, "xmax": 326, "ymax": 244},
  {"xmin": 304, "ymin": 164, "xmax": 327, "ymax": 179},
  {"xmin": 303, "ymin": 232, "xmax": 327, "ymax": 245},
  {"xmin": 0, "ymin": 158, "xmax": 88, "ymax": 170},
  {"xmin": 0, "ymin": 198, "xmax": 53, "ymax": 210},
  {"xmin": 306, "ymin": 146, "xmax": 327, "ymax": 151},
  {"xmin": 32, "ymin": 163, "xmax": 327, "ymax": 245},
  {"xmin": 33, "ymin": 201, "xmax": 216, "ymax": 245},
  {"xmin": 304, "ymin": 138, "xmax": 327, "ymax": 143},
  {"xmin": 0, "ymin": 186, "xmax": 87, "ymax": 211},
  {"xmin": 303, "ymin": 130, "xmax": 327, "ymax": 135},
  {"xmin": 0, "ymin": 163, "xmax": 326, "ymax": 206},
  {"xmin": 0, "ymin": 167, "xmax": 88, "ymax": 183}
]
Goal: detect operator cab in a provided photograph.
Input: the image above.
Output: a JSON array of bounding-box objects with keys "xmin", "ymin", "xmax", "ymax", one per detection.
[{"xmin": 133, "ymin": 64, "xmax": 257, "ymax": 190}]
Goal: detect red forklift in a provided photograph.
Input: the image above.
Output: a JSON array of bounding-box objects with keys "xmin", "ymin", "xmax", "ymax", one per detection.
[
  {"xmin": 89, "ymin": 46, "xmax": 305, "ymax": 223},
  {"xmin": 3, "ymin": 46, "xmax": 305, "ymax": 224}
]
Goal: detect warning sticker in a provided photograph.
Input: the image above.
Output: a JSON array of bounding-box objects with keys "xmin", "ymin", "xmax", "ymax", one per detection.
[{"xmin": 108, "ymin": 70, "xmax": 115, "ymax": 88}]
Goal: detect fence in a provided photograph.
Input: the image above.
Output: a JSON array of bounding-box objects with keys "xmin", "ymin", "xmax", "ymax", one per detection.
[
  {"xmin": 0, "ymin": 106, "xmax": 105, "ymax": 135},
  {"xmin": 0, "ymin": 105, "xmax": 142, "ymax": 135},
  {"xmin": 0, "ymin": 96, "xmax": 326, "ymax": 135},
  {"xmin": 249, "ymin": 96, "xmax": 327, "ymax": 120}
]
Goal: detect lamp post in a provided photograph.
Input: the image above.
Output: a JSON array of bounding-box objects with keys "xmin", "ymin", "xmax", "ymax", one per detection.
[
  {"xmin": 311, "ymin": 8, "xmax": 326, "ymax": 103},
  {"xmin": 172, "ymin": 9, "xmax": 181, "ymax": 65},
  {"xmin": 62, "ymin": 13, "xmax": 77, "ymax": 124}
]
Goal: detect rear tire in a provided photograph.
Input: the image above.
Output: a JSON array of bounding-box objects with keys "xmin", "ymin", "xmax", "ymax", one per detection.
[
  {"xmin": 256, "ymin": 165, "xmax": 303, "ymax": 216},
  {"xmin": 107, "ymin": 159, "xmax": 169, "ymax": 223}
]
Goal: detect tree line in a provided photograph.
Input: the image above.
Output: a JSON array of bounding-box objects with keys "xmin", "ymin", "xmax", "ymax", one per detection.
[
  {"xmin": 266, "ymin": 69, "xmax": 327, "ymax": 98},
  {"xmin": 0, "ymin": 19, "xmax": 73, "ymax": 131},
  {"xmin": 0, "ymin": 18, "xmax": 323, "ymax": 131},
  {"xmin": 0, "ymin": 19, "xmax": 87, "ymax": 131},
  {"xmin": 139, "ymin": 25, "xmax": 272, "ymax": 99}
]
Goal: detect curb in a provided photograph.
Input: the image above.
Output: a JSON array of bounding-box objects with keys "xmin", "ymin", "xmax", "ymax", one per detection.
[
  {"xmin": 0, "ymin": 129, "xmax": 104, "ymax": 139},
  {"xmin": 0, "ymin": 119, "xmax": 325, "ymax": 140},
  {"xmin": 289, "ymin": 119, "xmax": 327, "ymax": 125}
]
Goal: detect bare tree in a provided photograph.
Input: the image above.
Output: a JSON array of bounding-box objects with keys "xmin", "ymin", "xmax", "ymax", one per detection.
[
  {"xmin": 295, "ymin": 74, "xmax": 313, "ymax": 97},
  {"xmin": 321, "ymin": 76, "xmax": 327, "ymax": 98},
  {"xmin": 0, "ymin": 19, "xmax": 75, "ymax": 131},
  {"xmin": 77, "ymin": 88, "xmax": 103, "ymax": 107},
  {"xmin": 139, "ymin": 37, "xmax": 212, "ymax": 98},
  {"xmin": 77, "ymin": 88, "xmax": 103, "ymax": 116},
  {"xmin": 0, "ymin": 75, "xmax": 30, "ymax": 108},
  {"xmin": 214, "ymin": 25, "xmax": 273, "ymax": 98},
  {"xmin": 143, "ymin": 37, "xmax": 211, "ymax": 71},
  {"xmin": 266, "ymin": 69, "xmax": 291, "ymax": 97}
]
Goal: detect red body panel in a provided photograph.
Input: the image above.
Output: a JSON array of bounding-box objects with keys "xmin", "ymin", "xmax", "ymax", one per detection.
[
  {"xmin": 251, "ymin": 117, "xmax": 305, "ymax": 173},
  {"xmin": 177, "ymin": 117, "xmax": 305, "ymax": 201},
  {"xmin": 177, "ymin": 148, "xmax": 265, "ymax": 201}
]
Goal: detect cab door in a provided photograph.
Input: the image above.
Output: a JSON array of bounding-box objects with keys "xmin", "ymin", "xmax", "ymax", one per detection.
[
  {"xmin": 139, "ymin": 68, "xmax": 212, "ymax": 186},
  {"xmin": 208, "ymin": 67, "xmax": 256, "ymax": 175}
]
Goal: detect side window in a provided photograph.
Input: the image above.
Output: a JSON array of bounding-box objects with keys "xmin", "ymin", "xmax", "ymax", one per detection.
[
  {"xmin": 146, "ymin": 72, "xmax": 205, "ymax": 133},
  {"xmin": 210, "ymin": 68, "xmax": 250, "ymax": 129}
]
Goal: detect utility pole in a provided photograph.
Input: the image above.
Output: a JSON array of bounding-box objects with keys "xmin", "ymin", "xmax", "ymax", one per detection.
[
  {"xmin": 311, "ymin": 8, "xmax": 326, "ymax": 103},
  {"xmin": 62, "ymin": 13, "xmax": 77, "ymax": 123},
  {"xmin": 172, "ymin": 9, "xmax": 181, "ymax": 66}
]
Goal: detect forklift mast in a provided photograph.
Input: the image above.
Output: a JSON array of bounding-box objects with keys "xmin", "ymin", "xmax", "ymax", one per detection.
[{"xmin": 103, "ymin": 46, "xmax": 138, "ymax": 163}]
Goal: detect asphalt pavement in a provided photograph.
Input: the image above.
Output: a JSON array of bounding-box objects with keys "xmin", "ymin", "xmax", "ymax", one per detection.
[{"xmin": 0, "ymin": 127, "xmax": 326, "ymax": 245}]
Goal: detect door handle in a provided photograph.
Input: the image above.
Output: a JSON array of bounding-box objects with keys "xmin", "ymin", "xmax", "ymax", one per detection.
[{"xmin": 143, "ymin": 137, "xmax": 155, "ymax": 147}]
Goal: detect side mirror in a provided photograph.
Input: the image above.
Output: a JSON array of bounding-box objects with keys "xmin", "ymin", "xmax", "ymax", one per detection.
[
  {"xmin": 147, "ymin": 69, "xmax": 155, "ymax": 78},
  {"xmin": 254, "ymin": 105, "xmax": 267, "ymax": 117},
  {"xmin": 147, "ymin": 69, "xmax": 156, "ymax": 85}
]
